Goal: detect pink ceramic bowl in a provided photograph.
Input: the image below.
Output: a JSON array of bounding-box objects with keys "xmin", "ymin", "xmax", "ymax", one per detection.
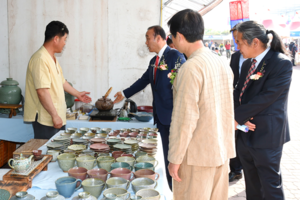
[{"xmin": 87, "ymin": 168, "xmax": 110, "ymax": 182}]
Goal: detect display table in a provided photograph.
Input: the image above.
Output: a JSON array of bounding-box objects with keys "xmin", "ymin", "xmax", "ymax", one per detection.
[
  {"xmin": 26, "ymin": 130, "xmax": 172, "ymax": 200},
  {"xmin": 0, "ymin": 113, "xmax": 156, "ymax": 143}
]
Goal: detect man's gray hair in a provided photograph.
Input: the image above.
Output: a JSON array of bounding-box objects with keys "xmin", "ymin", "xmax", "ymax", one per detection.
[{"xmin": 236, "ymin": 21, "xmax": 268, "ymax": 46}]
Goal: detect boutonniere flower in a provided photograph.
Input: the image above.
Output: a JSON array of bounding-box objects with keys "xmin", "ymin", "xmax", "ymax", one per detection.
[
  {"xmin": 168, "ymin": 57, "xmax": 183, "ymax": 84},
  {"xmin": 158, "ymin": 55, "xmax": 168, "ymax": 71},
  {"xmin": 250, "ymin": 61, "xmax": 266, "ymax": 80}
]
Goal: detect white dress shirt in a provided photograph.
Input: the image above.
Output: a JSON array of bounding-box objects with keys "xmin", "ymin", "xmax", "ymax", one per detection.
[{"xmin": 252, "ymin": 47, "xmax": 270, "ymax": 69}]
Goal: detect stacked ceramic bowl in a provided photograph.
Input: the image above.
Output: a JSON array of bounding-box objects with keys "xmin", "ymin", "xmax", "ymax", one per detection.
[
  {"xmin": 101, "ymin": 128, "xmax": 112, "ymax": 134},
  {"xmin": 53, "ymin": 136, "xmax": 71, "ymax": 149},
  {"xmin": 83, "ymin": 132, "xmax": 96, "ymax": 140},
  {"xmin": 90, "ymin": 138, "xmax": 106, "ymax": 144},
  {"xmin": 113, "ymin": 144, "xmax": 132, "ymax": 154},
  {"xmin": 72, "ymin": 138, "xmax": 89, "ymax": 149},
  {"xmin": 106, "ymin": 139, "xmax": 122, "ymax": 152},
  {"xmin": 90, "ymin": 143, "xmax": 110, "ymax": 153},
  {"xmin": 124, "ymin": 140, "xmax": 139, "ymax": 152},
  {"xmin": 139, "ymin": 140, "xmax": 158, "ymax": 157},
  {"xmin": 67, "ymin": 144, "xmax": 86, "ymax": 156},
  {"xmin": 47, "ymin": 141, "xmax": 64, "ymax": 151}
]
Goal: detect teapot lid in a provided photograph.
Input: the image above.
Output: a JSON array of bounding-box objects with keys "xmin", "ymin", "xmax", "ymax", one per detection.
[
  {"xmin": 0, "ymin": 78, "xmax": 19, "ymax": 86},
  {"xmin": 15, "ymin": 153, "xmax": 27, "ymax": 160}
]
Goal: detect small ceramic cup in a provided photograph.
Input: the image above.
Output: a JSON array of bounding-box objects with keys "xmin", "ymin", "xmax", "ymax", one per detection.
[
  {"xmin": 82, "ymin": 178, "xmax": 106, "ymax": 199},
  {"xmin": 111, "ymin": 162, "xmax": 133, "ymax": 171},
  {"xmin": 134, "ymin": 162, "xmax": 154, "ymax": 172},
  {"xmin": 133, "ymin": 169, "xmax": 160, "ymax": 181},
  {"xmin": 116, "ymin": 156, "xmax": 136, "ymax": 167},
  {"xmin": 55, "ymin": 176, "xmax": 82, "ymax": 198},
  {"xmin": 136, "ymin": 189, "xmax": 160, "ymax": 200},
  {"xmin": 131, "ymin": 177, "xmax": 157, "ymax": 193},
  {"xmin": 103, "ymin": 188, "xmax": 130, "ymax": 200},
  {"xmin": 136, "ymin": 155, "xmax": 158, "ymax": 168},
  {"xmin": 110, "ymin": 168, "xmax": 134, "ymax": 181},
  {"xmin": 57, "ymin": 153, "xmax": 76, "ymax": 172},
  {"xmin": 76, "ymin": 156, "xmax": 96, "ymax": 170},
  {"xmin": 106, "ymin": 177, "xmax": 130, "ymax": 190},
  {"xmin": 68, "ymin": 167, "xmax": 88, "ymax": 186},
  {"xmin": 97, "ymin": 156, "xmax": 115, "ymax": 172},
  {"xmin": 87, "ymin": 168, "xmax": 110, "ymax": 182},
  {"xmin": 47, "ymin": 150, "xmax": 60, "ymax": 162}
]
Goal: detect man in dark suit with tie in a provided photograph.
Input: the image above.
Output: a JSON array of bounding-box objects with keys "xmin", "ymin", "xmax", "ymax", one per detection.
[
  {"xmin": 114, "ymin": 25, "xmax": 186, "ymax": 189},
  {"xmin": 234, "ymin": 21, "xmax": 292, "ymax": 200},
  {"xmin": 229, "ymin": 25, "xmax": 247, "ymax": 182}
]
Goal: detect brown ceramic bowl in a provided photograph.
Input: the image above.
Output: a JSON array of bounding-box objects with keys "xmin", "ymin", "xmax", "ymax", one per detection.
[
  {"xmin": 112, "ymin": 151, "xmax": 124, "ymax": 160},
  {"xmin": 87, "ymin": 168, "xmax": 110, "ymax": 182},
  {"xmin": 129, "ymin": 132, "xmax": 139, "ymax": 137},
  {"xmin": 32, "ymin": 150, "xmax": 42, "ymax": 156},
  {"xmin": 133, "ymin": 169, "xmax": 160, "ymax": 181},
  {"xmin": 121, "ymin": 153, "xmax": 135, "ymax": 158},
  {"xmin": 68, "ymin": 167, "xmax": 88, "ymax": 186},
  {"xmin": 110, "ymin": 168, "xmax": 134, "ymax": 181}
]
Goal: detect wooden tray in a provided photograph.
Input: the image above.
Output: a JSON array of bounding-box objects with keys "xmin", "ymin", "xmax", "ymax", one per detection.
[
  {"xmin": 0, "ymin": 181, "xmax": 28, "ymax": 197},
  {"xmin": 2, "ymin": 155, "xmax": 52, "ymax": 188},
  {"xmin": 13, "ymin": 139, "xmax": 48, "ymax": 157}
]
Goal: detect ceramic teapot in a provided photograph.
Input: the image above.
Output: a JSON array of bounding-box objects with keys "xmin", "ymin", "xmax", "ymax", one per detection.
[
  {"xmin": 95, "ymin": 87, "xmax": 114, "ymax": 111},
  {"xmin": 8, "ymin": 153, "xmax": 33, "ymax": 173}
]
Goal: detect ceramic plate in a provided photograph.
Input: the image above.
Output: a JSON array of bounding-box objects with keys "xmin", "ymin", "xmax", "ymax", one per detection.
[
  {"xmin": 68, "ymin": 144, "xmax": 86, "ymax": 151},
  {"xmin": 0, "ymin": 189, "xmax": 10, "ymax": 200},
  {"xmin": 47, "ymin": 142, "xmax": 64, "ymax": 148},
  {"xmin": 113, "ymin": 144, "xmax": 131, "ymax": 149}
]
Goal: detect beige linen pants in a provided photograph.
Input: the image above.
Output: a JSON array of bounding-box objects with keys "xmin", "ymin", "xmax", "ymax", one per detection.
[{"xmin": 173, "ymin": 156, "xmax": 229, "ymax": 200}]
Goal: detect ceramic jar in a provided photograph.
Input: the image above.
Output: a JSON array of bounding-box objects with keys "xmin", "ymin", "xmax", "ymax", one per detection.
[
  {"xmin": 95, "ymin": 97, "xmax": 114, "ymax": 111},
  {"xmin": 8, "ymin": 154, "xmax": 33, "ymax": 173},
  {"xmin": 0, "ymin": 78, "xmax": 22, "ymax": 105}
]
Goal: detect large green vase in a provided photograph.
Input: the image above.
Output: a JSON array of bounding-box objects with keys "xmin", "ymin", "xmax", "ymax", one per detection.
[
  {"xmin": 0, "ymin": 78, "xmax": 22, "ymax": 114},
  {"xmin": 65, "ymin": 81, "xmax": 74, "ymax": 111}
]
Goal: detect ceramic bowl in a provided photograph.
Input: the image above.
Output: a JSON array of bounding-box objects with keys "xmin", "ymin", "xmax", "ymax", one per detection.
[
  {"xmin": 72, "ymin": 192, "xmax": 97, "ymax": 200},
  {"xmin": 131, "ymin": 177, "xmax": 157, "ymax": 193},
  {"xmin": 136, "ymin": 155, "xmax": 158, "ymax": 168},
  {"xmin": 110, "ymin": 168, "xmax": 134, "ymax": 181},
  {"xmin": 67, "ymin": 128, "xmax": 77, "ymax": 134},
  {"xmin": 103, "ymin": 188, "xmax": 130, "ymax": 200},
  {"xmin": 133, "ymin": 169, "xmax": 159, "ymax": 181},
  {"xmin": 134, "ymin": 162, "xmax": 154, "ymax": 171},
  {"xmin": 95, "ymin": 133, "xmax": 108, "ymax": 138},
  {"xmin": 79, "ymin": 128, "xmax": 89, "ymax": 134},
  {"xmin": 90, "ymin": 127, "xmax": 101, "ymax": 133},
  {"xmin": 11, "ymin": 191, "xmax": 35, "ymax": 200},
  {"xmin": 97, "ymin": 156, "xmax": 115, "ymax": 172},
  {"xmin": 82, "ymin": 178, "xmax": 106, "ymax": 198},
  {"xmin": 76, "ymin": 156, "xmax": 96, "ymax": 170},
  {"xmin": 40, "ymin": 191, "xmax": 65, "ymax": 200},
  {"xmin": 116, "ymin": 156, "xmax": 136, "ymax": 167},
  {"xmin": 32, "ymin": 150, "xmax": 42, "ymax": 156},
  {"xmin": 57, "ymin": 153, "xmax": 76, "ymax": 172},
  {"xmin": 136, "ymin": 189, "xmax": 160, "ymax": 200},
  {"xmin": 68, "ymin": 167, "xmax": 88, "ymax": 183},
  {"xmin": 87, "ymin": 168, "xmax": 110, "ymax": 182},
  {"xmin": 111, "ymin": 162, "xmax": 132, "ymax": 171},
  {"xmin": 106, "ymin": 177, "xmax": 130, "ymax": 190},
  {"xmin": 84, "ymin": 132, "xmax": 95, "ymax": 138},
  {"xmin": 47, "ymin": 150, "xmax": 60, "ymax": 162}
]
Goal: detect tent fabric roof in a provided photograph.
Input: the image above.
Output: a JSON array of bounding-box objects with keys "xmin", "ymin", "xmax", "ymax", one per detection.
[{"xmin": 162, "ymin": 0, "xmax": 223, "ymax": 31}]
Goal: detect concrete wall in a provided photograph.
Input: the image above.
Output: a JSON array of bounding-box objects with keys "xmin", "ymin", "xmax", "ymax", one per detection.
[
  {"xmin": 6, "ymin": 0, "xmax": 160, "ymax": 107},
  {"xmin": 0, "ymin": 0, "xmax": 9, "ymax": 82}
]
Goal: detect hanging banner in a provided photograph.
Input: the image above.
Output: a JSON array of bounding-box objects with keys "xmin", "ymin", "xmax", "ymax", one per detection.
[{"xmin": 229, "ymin": 0, "xmax": 250, "ymax": 50}]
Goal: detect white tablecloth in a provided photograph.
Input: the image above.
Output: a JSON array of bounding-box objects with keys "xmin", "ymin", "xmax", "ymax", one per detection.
[
  {"xmin": 27, "ymin": 130, "xmax": 172, "ymax": 200},
  {"xmin": 0, "ymin": 114, "xmax": 155, "ymax": 143}
]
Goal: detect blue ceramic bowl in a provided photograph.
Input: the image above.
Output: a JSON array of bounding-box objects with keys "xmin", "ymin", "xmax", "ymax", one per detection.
[{"xmin": 134, "ymin": 112, "xmax": 153, "ymax": 122}]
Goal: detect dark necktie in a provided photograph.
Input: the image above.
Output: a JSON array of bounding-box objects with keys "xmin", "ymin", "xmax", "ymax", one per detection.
[
  {"xmin": 239, "ymin": 59, "xmax": 257, "ymax": 103},
  {"xmin": 153, "ymin": 55, "xmax": 160, "ymax": 84}
]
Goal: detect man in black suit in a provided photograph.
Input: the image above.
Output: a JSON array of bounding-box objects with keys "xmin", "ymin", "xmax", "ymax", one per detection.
[
  {"xmin": 234, "ymin": 21, "xmax": 292, "ymax": 200},
  {"xmin": 229, "ymin": 25, "xmax": 246, "ymax": 182}
]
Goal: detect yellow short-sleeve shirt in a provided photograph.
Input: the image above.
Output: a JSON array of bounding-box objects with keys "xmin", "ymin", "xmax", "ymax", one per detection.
[{"xmin": 24, "ymin": 46, "xmax": 66, "ymax": 126}]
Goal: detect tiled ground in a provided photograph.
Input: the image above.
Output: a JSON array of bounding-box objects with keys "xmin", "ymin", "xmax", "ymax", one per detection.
[{"xmin": 229, "ymin": 66, "xmax": 300, "ymax": 200}]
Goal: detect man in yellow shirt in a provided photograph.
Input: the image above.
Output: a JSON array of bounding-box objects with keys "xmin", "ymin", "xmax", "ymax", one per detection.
[{"xmin": 24, "ymin": 21, "xmax": 91, "ymax": 139}]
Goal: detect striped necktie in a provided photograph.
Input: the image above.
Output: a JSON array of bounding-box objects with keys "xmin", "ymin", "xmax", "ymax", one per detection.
[{"xmin": 239, "ymin": 59, "xmax": 257, "ymax": 104}]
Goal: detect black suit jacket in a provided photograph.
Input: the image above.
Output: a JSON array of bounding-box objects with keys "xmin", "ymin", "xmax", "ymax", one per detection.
[
  {"xmin": 230, "ymin": 51, "xmax": 242, "ymax": 87},
  {"xmin": 123, "ymin": 46, "xmax": 186, "ymax": 125},
  {"xmin": 234, "ymin": 49, "xmax": 292, "ymax": 148}
]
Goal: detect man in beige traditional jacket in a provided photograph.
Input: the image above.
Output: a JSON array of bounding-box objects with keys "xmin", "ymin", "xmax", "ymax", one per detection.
[{"xmin": 167, "ymin": 9, "xmax": 236, "ymax": 200}]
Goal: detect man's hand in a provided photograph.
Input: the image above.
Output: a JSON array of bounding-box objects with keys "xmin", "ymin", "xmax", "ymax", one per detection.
[
  {"xmin": 168, "ymin": 163, "xmax": 182, "ymax": 182},
  {"xmin": 77, "ymin": 91, "xmax": 92, "ymax": 103},
  {"xmin": 52, "ymin": 114, "xmax": 63, "ymax": 129},
  {"xmin": 245, "ymin": 119, "xmax": 256, "ymax": 131},
  {"xmin": 114, "ymin": 91, "xmax": 125, "ymax": 104}
]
